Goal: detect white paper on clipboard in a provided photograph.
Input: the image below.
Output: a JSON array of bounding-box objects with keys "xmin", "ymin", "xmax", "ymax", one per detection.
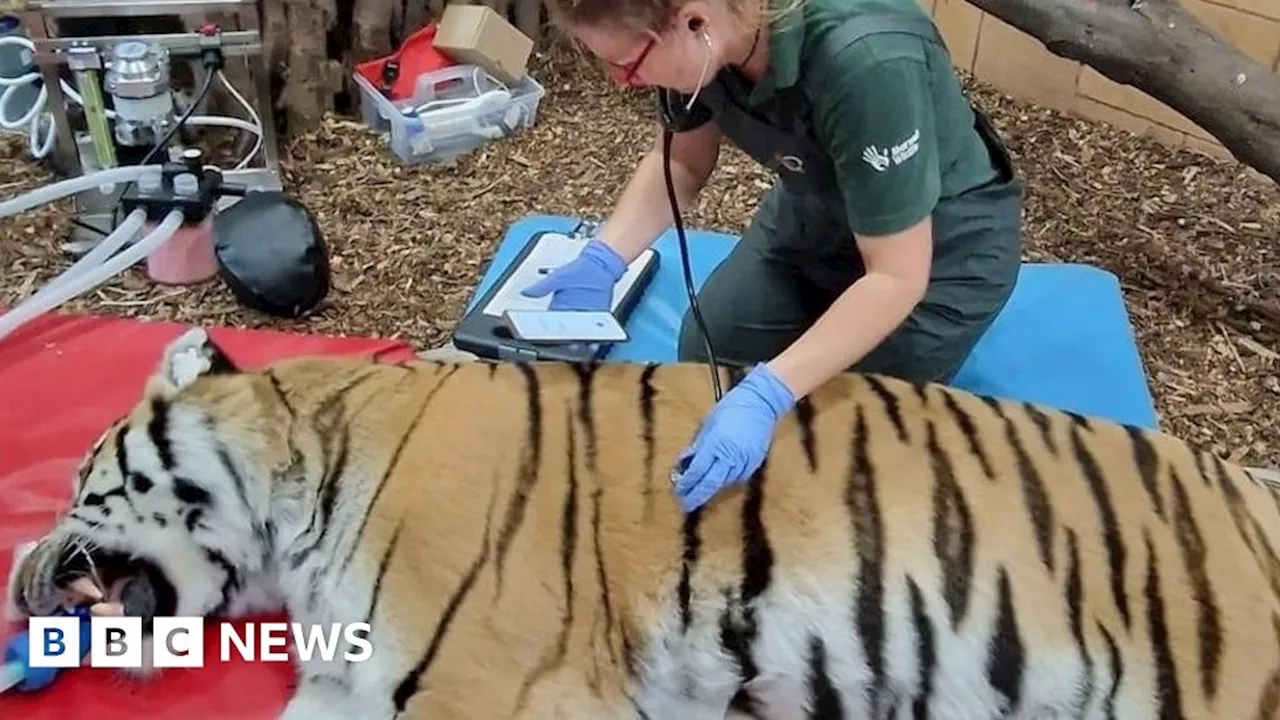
[{"xmin": 480, "ymin": 232, "xmax": 655, "ymax": 318}]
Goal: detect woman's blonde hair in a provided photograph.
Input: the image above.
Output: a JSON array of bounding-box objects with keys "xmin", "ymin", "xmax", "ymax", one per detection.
[{"xmin": 544, "ymin": 0, "xmax": 805, "ymax": 36}]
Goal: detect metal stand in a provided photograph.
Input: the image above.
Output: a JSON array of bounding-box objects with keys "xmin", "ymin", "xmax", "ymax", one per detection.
[{"xmin": 17, "ymin": 0, "xmax": 282, "ymax": 251}]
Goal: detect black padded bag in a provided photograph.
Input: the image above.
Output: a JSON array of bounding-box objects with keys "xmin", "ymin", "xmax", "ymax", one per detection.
[{"xmin": 212, "ymin": 191, "xmax": 331, "ymax": 318}]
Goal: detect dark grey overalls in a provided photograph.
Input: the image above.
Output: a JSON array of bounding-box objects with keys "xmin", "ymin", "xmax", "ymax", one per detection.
[{"xmin": 662, "ymin": 12, "xmax": 1024, "ymax": 385}]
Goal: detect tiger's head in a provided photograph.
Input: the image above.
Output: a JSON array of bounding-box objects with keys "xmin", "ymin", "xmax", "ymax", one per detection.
[{"xmin": 7, "ymin": 327, "xmax": 298, "ymax": 649}]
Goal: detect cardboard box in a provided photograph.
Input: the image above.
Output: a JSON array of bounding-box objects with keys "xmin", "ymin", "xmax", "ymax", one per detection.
[{"xmin": 434, "ymin": 4, "xmax": 534, "ymax": 85}]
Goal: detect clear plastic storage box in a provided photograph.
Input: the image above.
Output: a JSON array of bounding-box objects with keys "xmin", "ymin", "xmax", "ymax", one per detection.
[{"xmin": 354, "ymin": 64, "xmax": 545, "ymax": 164}]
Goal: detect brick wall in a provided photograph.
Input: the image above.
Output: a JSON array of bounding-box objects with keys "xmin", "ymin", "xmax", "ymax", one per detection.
[{"xmin": 922, "ymin": 0, "xmax": 1280, "ymax": 161}]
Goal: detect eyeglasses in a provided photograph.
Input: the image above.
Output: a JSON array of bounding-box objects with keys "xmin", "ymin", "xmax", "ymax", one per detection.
[{"xmin": 603, "ymin": 37, "xmax": 656, "ymax": 86}]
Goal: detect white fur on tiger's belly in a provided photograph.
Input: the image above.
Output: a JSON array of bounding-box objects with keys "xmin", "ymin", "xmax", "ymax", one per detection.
[{"xmin": 629, "ymin": 572, "xmax": 1088, "ymax": 719}]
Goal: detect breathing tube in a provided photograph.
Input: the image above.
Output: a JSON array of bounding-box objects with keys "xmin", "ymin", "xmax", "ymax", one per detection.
[
  {"xmin": 0, "ymin": 164, "xmax": 157, "ymax": 217},
  {"xmin": 0, "ymin": 147, "xmax": 248, "ymax": 343},
  {"xmin": 0, "ymin": 207, "xmax": 184, "ymax": 341},
  {"xmin": 660, "ymin": 130, "xmax": 723, "ymax": 401}
]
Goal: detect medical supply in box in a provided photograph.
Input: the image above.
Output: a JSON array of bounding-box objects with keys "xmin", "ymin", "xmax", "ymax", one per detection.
[
  {"xmin": 432, "ymin": 4, "xmax": 532, "ymax": 85},
  {"xmin": 354, "ymin": 64, "xmax": 544, "ymax": 164}
]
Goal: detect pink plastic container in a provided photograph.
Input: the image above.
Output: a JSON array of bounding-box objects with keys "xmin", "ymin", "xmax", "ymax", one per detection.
[{"xmin": 145, "ymin": 217, "xmax": 218, "ymax": 285}]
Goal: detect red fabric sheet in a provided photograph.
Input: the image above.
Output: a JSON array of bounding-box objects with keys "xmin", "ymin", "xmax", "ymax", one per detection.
[{"xmin": 0, "ymin": 311, "xmax": 415, "ymax": 718}]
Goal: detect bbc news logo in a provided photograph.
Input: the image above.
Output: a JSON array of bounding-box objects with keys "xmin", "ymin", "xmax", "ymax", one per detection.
[{"xmin": 28, "ymin": 616, "xmax": 373, "ymax": 668}]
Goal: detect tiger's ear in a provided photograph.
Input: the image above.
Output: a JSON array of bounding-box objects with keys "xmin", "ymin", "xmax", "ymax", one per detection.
[{"xmin": 149, "ymin": 326, "xmax": 238, "ymax": 395}]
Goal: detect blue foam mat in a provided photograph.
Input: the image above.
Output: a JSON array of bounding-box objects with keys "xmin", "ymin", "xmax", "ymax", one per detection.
[{"xmin": 464, "ymin": 214, "xmax": 1159, "ymax": 429}]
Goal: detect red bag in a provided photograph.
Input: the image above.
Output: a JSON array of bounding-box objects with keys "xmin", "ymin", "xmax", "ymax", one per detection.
[{"xmin": 353, "ymin": 23, "xmax": 455, "ymax": 101}]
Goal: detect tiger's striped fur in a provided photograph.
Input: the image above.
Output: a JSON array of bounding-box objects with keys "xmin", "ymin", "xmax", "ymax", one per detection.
[{"xmin": 9, "ymin": 326, "xmax": 1280, "ymax": 719}]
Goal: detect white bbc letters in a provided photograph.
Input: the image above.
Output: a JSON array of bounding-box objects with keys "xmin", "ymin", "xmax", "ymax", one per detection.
[
  {"xmin": 91, "ymin": 616, "xmax": 142, "ymax": 667},
  {"xmin": 258, "ymin": 622, "xmax": 291, "ymax": 661},
  {"xmin": 27, "ymin": 616, "xmax": 82, "ymax": 668},
  {"xmin": 153, "ymin": 617, "xmax": 204, "ymax": 667},
  {"xmin": 26, "ymin": 617, "xmax": 376, "ymax": 668}
]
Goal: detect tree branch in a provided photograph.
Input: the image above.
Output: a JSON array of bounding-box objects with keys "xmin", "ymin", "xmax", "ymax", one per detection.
[{"xmin": 965, "ymin": 0, "xmax": 1280, "ymax": 185}]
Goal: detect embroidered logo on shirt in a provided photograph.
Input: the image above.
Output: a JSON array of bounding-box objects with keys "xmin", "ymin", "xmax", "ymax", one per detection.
[
  {"xmin": 862, "ymin": 129, "xmax": 921, "ymax": 172},
  {"xmin": 861, "ymin": 146, "xmax": 890, "ymax": 171}
]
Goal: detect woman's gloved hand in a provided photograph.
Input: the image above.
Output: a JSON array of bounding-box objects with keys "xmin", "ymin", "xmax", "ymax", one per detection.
[
  {"xmin": 671, "ymin": 363, "xmax": 797, "ymax": 513},
  {"xmin": 520, "ymin": 239, "xmax": 627, "ymax": 312}
]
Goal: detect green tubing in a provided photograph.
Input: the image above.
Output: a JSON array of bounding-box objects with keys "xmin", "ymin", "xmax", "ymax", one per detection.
[{"xmin": 75, "ymin": 69, "xmax": 117, "ymax": 169}]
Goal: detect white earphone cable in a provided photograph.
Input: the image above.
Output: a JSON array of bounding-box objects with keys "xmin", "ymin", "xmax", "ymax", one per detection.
[{"xmin": 684, "ymin": 30, "xmax": 714, "ymax": 111}]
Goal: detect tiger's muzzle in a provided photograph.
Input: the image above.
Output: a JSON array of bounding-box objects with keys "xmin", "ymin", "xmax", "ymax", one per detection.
[{"xmin": 12, "ymin": 533, "xmax": 178, "ymax": 632}]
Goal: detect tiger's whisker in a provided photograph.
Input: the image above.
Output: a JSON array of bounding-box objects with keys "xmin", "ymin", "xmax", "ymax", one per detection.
[{"xmin": 69, "ymin": 536, "xmax": 106, "ymax": 600}]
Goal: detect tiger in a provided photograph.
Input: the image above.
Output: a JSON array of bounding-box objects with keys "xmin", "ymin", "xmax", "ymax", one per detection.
[{"xmin": 8, "ymin": 325, "xmax": 1280, "ymax": 720}]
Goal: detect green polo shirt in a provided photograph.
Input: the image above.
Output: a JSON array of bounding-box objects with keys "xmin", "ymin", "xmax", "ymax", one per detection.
[{"xmin": 711, "ymin": 0, "xmax": 1001, "ymax": 238}]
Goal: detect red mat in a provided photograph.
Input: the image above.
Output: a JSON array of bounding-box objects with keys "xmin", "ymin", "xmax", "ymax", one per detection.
[{"xmin": 0, "ymin": 311, "xmax": 415, "ymax": 718}]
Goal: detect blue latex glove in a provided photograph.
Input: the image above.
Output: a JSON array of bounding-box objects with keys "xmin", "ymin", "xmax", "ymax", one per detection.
[
  {"xmin": 672, "ymin": 363, "xmax": 796, "ymax": 512},
  {"xmin": 520, "ymin": 239, "xmax": 627, "ymax": 312}
]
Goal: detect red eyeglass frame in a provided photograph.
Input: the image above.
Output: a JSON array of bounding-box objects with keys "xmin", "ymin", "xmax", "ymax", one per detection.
[{"xmin": 605, "ymin": 36, "xmax": 656, "ymax": 86}]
